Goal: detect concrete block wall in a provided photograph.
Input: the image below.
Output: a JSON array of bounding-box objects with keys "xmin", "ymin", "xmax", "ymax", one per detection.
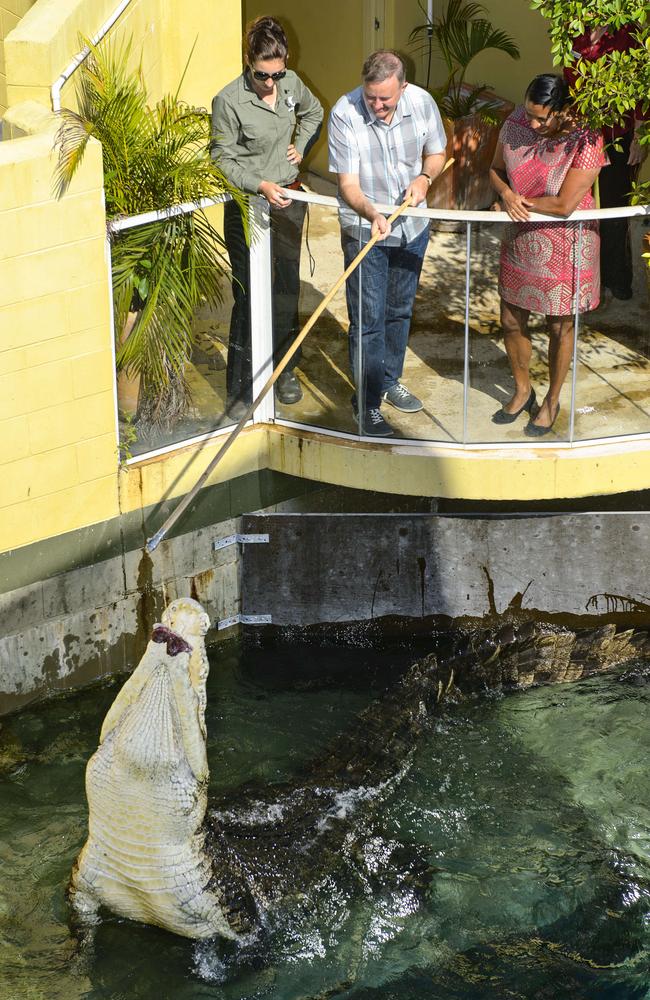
[
  {"xmin": 4, "ymin": 0, "xmax": 243, "ymax": 118},
  {"xmin": 0, "ymin": 113, "xmax": 120, "ymax": 552},
  {"xmin": 0, "ymin": 0, "xmax": 35, "ymax": 118},
  {"xmin": 0, "ymin": 0, "xmax": 244, "ymax": 560}
]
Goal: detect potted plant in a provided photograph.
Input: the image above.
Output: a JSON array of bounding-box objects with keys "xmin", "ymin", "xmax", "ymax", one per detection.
[
  {"xmin": 55, "ymin": 39, "xmax": 247, "ymax": 434},
  {"xmin": 410, "ymin": 0, "xmax": 520, "ymax": 210}
]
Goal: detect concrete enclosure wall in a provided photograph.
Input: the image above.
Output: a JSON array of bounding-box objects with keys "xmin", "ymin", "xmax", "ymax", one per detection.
[
  {"xmin": 241, "ymin": 512, "xmax": 650, "ymax": 628},
  {"xmin": 3, "ymin": 506, "xmax": 649, "ymax": 716},
  {"xmin": 0, "ymin": 514, "xmax": 243, "ymax": 715}
]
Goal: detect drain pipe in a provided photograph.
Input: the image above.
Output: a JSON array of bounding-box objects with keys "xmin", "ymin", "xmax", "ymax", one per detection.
[{"xmin": 51, "ymin": 0, "xmax": 133, "ymax": 112}]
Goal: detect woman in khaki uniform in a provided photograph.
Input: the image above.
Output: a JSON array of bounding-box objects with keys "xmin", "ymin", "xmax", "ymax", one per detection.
[{"xmin": 211, "ymin": 16, "xmax": 323, "ymax": 417}]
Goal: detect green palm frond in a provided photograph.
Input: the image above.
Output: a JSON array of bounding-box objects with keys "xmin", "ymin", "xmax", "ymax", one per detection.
[
  {"xmin": 443, "ymin": 19, "xmax": 520, "ymax": 74},
  {"xmin": 409, "ymin": 0, "xmax": 519, "ymax": 119},
  {"xmin": 54, "ymin": 36, "xmax": 248, "ymax": 430}
]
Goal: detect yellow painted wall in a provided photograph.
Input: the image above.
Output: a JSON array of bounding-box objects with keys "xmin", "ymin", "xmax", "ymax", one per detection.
[
  {"xmin": 390, "ymin": 1, "xmax": 549, "ymax": 100},
  {"xmin": 0, "ymin": 0, "xmax": 243, "ymax": 556},
  {"xmin": 0, "ymin": 0, "xmax": 36, "ymax": 117},
  {"xmin": 467, "ymin": 1, "xmax": 552, "ymax": 105},
  {"xmin": 4, "ymin": 0, "xmax": 241, "ymax": 113},
  {"xmin": 0, "ymin": 112, "xmax": 120, "ymax": 552}
]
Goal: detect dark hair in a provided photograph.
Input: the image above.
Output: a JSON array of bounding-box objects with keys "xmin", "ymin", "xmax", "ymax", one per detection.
[
  {"xmin": 245, "ymin": 15, "xmax": 288, "ymax": 65},
  {"xmin": 362, "ymin": 50, "xmax": 405, "ymax": 85},
  {"xmin": 525, "ymin": 74, "xmax": 570, "ymax": 112}
]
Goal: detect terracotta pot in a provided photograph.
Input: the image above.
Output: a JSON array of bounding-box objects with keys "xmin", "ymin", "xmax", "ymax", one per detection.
[
  {"xmin": 116, "ymin": 311, "xmax": 141, "ymax": 418},
  {"xmin": 428, "ymin": 88, "xmax": 514, "ymax": 212}
]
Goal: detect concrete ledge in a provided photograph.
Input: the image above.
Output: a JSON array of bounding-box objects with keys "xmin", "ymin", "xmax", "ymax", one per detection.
[
  {"xmin": 2, "ymin": 97, "xmax": 55, "ymax": 137},
  {"xmin": 265, "ymin": 425, "xmax": 650, "ymax": 502}
]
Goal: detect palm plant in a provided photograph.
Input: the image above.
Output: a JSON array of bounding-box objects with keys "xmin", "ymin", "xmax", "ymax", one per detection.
[
  {"xmin": 55, "ymin": 39, "xmax": 247, "ymax": 430},
  {"xmin": 410, "ymin": 0, "xmax": 520, "ymax": 122}
]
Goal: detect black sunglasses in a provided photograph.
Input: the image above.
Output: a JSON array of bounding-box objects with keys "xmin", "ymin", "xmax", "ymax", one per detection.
[{"xmin": 252, "ymin": 69, "xmax": 286, "ymax": 82}]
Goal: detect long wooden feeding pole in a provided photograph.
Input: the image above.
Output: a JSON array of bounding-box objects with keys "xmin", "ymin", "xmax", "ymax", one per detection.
[{"xmin": 146, "ymin": 165, "xmax": 452, "ymax": 553}]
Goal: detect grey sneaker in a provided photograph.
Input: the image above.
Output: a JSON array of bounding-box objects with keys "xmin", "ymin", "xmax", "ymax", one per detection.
[
  {"xmin": 354, "ymin": 407, "xmax": 394, "ymax": 437},
  {"xmin": 275, "ymin": 370, "xmax": 303, "ymax": 404},
  {"xmin": 382, "ymin": 382, "xmax": 423, "ymax": 412}
]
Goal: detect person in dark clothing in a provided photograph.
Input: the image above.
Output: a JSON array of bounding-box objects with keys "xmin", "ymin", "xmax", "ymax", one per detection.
[{"xmin": 211, "ymin": 16, "xmax": 323, "ymax": 418}]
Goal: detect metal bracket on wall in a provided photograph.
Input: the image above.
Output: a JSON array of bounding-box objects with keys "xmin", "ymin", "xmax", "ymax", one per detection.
[
  {"xmin": 213, "ymin": 533, "xmax": 269, "ymax": 551},
  {"xmin": 217, "ymin": 613, "xmax": 273, "ymax": 630}
]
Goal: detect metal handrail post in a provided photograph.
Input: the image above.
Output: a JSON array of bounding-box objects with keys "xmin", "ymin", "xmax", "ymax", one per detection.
[
  {"xmin": 356, "ymin": 217, "xmax": 364, "ymax": 436},
  {"xmin": 569, "ymin": 222, "xmax": 584, "ymax": 445},
  {"xmin": 249, "ymin": 197, "xmax": 275, "ymax": 423},
  {"xmin": 462, "ymin": 222, "xmax": 472, "ymax": 444}
]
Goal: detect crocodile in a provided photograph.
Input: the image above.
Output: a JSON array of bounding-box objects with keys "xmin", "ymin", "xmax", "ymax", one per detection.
[{"xmin": 69, "ymin": 597, "xmax": 648, "ymax": 941}]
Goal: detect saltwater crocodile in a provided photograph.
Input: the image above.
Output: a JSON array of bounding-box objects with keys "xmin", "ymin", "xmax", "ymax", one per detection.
[{"xmin": 69, "ymin": 597, "xmax": 648, "ymax": 941}]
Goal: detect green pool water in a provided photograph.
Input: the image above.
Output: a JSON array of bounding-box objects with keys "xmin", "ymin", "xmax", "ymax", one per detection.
[{"xmin": 1, "ymin": 637, "xmax": 650, "ymax": 999}]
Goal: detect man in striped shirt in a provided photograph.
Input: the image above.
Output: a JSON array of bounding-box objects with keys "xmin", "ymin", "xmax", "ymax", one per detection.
[{"xmin": 329, "ymin": 50, "xmax": 447, "ymax": 436}]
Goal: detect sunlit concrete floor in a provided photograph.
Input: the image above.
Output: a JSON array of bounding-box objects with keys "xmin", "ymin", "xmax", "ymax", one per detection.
[{"xmin": 129, "ymin": 174, "xmax": 650, "ymax": 457}]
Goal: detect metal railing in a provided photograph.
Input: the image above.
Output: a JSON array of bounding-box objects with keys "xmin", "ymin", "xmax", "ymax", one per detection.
[{"xmin": 110, "ymin": 188, "xmax": 649, "ymax": 463}]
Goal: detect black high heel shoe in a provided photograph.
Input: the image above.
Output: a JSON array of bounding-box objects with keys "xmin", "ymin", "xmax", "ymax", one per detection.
[
  {"xmin": 492, "ymin": 388, "xmax": 537, "ymax": 425},
  {"xmin": 524, "ymin": 402, "xmax": 560, "ymax": 437}
]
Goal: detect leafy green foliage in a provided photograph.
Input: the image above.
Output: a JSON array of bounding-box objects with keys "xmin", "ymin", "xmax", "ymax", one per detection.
[
  {"xmin": 410, "ymin": 0, "xmax": 520, "ymax": 120},
  {"xmin": 529, "ymin": 1, "xmax": 649, "ymax": 250},
  {"xmin": 529, "ymin": 2, "xmax": 649, "ymax": 140},
  {"xmin": 55, "ymin": 39, "xmax": 247, "ymax": 430}
]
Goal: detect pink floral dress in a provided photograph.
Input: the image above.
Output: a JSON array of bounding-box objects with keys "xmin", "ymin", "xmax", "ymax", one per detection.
[{"xmin": 498, "ymin": 106, "xmax": 607, "ymax": 315}]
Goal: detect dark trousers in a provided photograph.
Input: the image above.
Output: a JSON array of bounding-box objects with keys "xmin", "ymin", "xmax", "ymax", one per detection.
[
  {"xmin": 341, "ymin": 226, "xmax": 429, "ymax": 410},
  {"xmin": 224, "ymin": 198, "xmax": 306, "ymax": 405},
  {"xmin": 600, "ymin": 131, "xmax": 639, "ymax": 298}
]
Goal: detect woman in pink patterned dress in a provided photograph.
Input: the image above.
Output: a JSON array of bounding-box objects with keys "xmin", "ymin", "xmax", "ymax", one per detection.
[{"xmin": 489, "ymin": 75, "xmax": 607, "ymax": 436}]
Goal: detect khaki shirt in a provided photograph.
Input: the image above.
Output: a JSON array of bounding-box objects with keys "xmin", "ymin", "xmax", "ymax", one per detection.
[{"xmin": 211, "ymin": 69, "xmax": 323, "ymax": 194}]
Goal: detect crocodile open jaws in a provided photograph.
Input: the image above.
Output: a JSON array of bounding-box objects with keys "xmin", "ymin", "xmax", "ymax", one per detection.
[{"xmin": 69, "ymin": 597, "xmax": 646, "ymax": 941}]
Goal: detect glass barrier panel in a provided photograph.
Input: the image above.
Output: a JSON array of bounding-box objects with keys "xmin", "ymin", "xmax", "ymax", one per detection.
[
  {"xmin": 573, "ymin": 215, "xmax": 650, "ymax": 441},
  {"xmin": 272, "ymin": 195, "xmax": 359, "ymax": 436},
  {"xmin": 393, "ymin": 218, "xmax": 468, "ymax": 443},
  {"xmin": 119, "ymin": 204, "xmax": 239, "ymax": 459},
  {"xmin": 467, "ymin": 214, "xmax": 589, "ymax": 444},
  {"xmin": 465, "ymin": 215, "xmax": 514, "ymax": 444}
]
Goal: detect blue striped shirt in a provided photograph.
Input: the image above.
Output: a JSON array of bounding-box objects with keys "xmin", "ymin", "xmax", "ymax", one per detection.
[{"xmin": 328, "ymin": 83, "xmax": 446, "ymax": 245}]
